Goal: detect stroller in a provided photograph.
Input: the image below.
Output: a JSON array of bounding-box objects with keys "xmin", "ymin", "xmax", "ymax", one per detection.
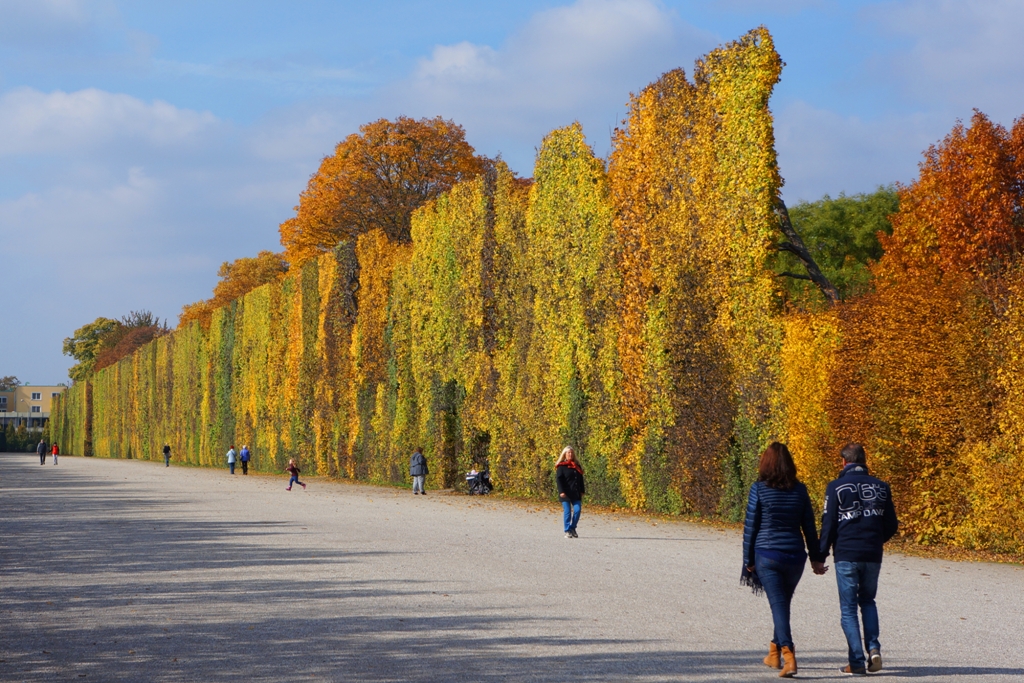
[{"xmin": 465, "ymin": 468, "xmax": 493, "ymax": 495}]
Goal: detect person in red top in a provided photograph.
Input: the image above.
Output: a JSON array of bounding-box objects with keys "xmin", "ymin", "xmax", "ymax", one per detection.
[
  {"xmin": 51, "ymin": 442, "xmax": 59, "ymax": 465},
  {"xmin": 285, "ymin": 459, "xmax": 306, "ymax": 491}
]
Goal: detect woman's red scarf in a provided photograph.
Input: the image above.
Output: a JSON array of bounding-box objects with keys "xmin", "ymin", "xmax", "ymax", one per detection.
[{"xmin": 557, "ymin": 459, "xmax": 584, "ymax": 475}]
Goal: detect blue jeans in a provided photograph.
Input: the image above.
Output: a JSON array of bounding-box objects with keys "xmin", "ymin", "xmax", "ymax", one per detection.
[
  {"xmin": 229, "ymin": 462, "xmax": 235, "ymax": 474},
  {"xmin": 835, "ymin": 561, "xmax": 881, "ymax": 669},
  {"xmin": 561, "ymin": 499, "xmax": 581, "ymax": 532},
  {"xmin": 754, "ymin": 555, "xmax": 805, "ymax": 649}
]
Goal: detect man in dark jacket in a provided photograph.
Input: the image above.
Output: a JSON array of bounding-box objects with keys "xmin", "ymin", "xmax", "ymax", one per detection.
[
  {"xmin": 37, "ymin": 439, "xmax": 48, "ymax": 466},
  {"xmin": 410, "ymin": 447, "xmax": 428, "ymax": 495},
  {"xmin": 820, "ymin": 443, "xmax": 899, "ymax": 675}
]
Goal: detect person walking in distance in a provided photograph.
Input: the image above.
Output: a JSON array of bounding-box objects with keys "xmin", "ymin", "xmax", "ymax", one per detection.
[
  {"xmin": 410, "ymin": 446, "xmax": 428, "ymax": 495},
  {"xmin": 742, "ymin": 442, "xmax": 828, "ymax": 678},
  {"xmin": 37, "ymin": 438, "xmax": 48, "ymax": 466},
  {"xmin": 285, "ymin": 459, "xmax": 306, "ymax": 491},
  {"xmin": 555, "ymin": 446, "xmax": 585, "ymax": 538},
  {"xmin": 226, "ymin": 445, "xmax": 237, "ymax": 475},
  {"xmin": 163, "ymin": 443, "xmax": 171, "ymax": 467},
  {"xmin": 820, "ymin": 443, "xmax": 899, "ymax": 675},
  {"xmin": 239, "ymin": 445, "xmax": 251, "ymax": 475},
  {"xmin": 51, "ymin": 442, "xmax": 59, "ymax": 465}
]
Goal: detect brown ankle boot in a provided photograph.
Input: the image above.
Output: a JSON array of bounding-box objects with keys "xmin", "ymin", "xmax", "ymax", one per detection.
[
  {"xmin": 763, "ymin": 643, "xmax": 782, "ymax": 669},
  {"xmin": 779, "ymin": 646, "xmax": 797, "ymax": 678}
]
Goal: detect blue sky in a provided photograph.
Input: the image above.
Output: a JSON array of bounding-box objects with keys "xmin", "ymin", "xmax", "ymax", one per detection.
[{"xmin": 2, "ymin": 0, "xmax": 1023, "ymax": 384}]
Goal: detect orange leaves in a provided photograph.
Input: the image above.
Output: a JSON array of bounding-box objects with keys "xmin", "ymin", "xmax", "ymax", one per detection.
[
  {"xmin": 607, "ymin": 28, "xmax": 784, "ymax": 516},
  {"xmin": 783, "ymin": 109, "xmax": 1024, "ymax": 554},
  {"xmin": 882, "ymin": 112, "xmax": 1024, "ymax": 286},
  {"xmin": 281, "ymin": 116, "xmax": 485, "ymax": 266},
  {"xmin": 178, "ymin": 251, "xmax": 288, "ymax": 329}
]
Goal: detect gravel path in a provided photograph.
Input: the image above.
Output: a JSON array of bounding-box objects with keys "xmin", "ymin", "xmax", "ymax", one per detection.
[{"xmin": 2, "ymin": 453, "xmax": 1022, "ymax": 682}]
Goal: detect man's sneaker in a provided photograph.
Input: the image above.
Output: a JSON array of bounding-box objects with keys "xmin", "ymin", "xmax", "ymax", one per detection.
[
  {"xmin": 564, "ymin": 532, "xmax": 573, "ymax": 538},
  {"xmin": 840, "ymin": 664, "xmax": 867, "ymax": 675},
  {"xmin": 301, "ymin": 483, "xmax": 307, "ymax": 489},
  {"xmin": 286, "ymin": 487, "xmax": 291, "ymax": 491},
  {"xmin": 421, "ymin": 491, "xmax": 426, "ymax": 495},
  {"xmin": 569, "ymin": 529, "xmax": 578, "ymax": 538},
  {"xmin": 867, "ymin": 649, "xmax": 882, "ymax": 672}
]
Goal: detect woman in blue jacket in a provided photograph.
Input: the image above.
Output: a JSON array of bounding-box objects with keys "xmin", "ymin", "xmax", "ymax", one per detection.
[{"xmin": 742, "ymin": 442, "xmax": 828, "ymax": 678}]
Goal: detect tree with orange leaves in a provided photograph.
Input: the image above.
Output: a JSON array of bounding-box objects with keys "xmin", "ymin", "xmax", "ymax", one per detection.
[
  {"xmin": 789, "ymin": 111, "xmax": 1024, "ymax": 547},
  {"xmin": 280, "ymin": 116, "xmax": 486, "ymax": 265},
  {"xmin": 880, "ymin": 111, "xmax": 1024, "ymax": 301},
  {"xmin": 179, "ymin": 250, "xmax": 289, "ymax": 328}
]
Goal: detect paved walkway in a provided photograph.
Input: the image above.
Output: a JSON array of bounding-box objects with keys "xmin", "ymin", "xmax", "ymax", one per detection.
[{"xmin": 1, "ymin": 453, "xmax": 1022, "ymax": 682}]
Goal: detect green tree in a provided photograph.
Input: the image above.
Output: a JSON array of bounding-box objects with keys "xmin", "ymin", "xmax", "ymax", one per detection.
[
  {"xmin": 63, "ymin": 312, "xmax": 168, "ymax": 379},
  {"xmin": 63, "ymin": 317, "xmax": 120, "ymax": 381},
  {"xmin": 0, "ymin": 375, "xmax": 20, "ymax": 391},
  {"xmin": 773, "ymin": 186, "xmax": 899, "ymax": 307}
]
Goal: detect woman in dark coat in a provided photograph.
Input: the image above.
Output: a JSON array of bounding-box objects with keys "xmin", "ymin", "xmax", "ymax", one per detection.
[
  {"xmin": 409, "ymin": 447, "xmax": 428, "ymax": 495},
  {"xmin": 555, "ymin": 446, "xmax": 585, "ymax": 538},
  {"xmin": 742, "ymin": 442, "xmax": 828, "ymax": 678}
]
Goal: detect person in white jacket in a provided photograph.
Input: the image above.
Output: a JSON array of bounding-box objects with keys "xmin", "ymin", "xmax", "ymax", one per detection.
[{"xmin": 226, "ymin": 446, "xmax": 237, "ymax": 475}]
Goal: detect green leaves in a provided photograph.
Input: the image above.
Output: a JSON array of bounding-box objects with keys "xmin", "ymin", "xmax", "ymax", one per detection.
[
  {"xmin": 62, "ymin": 317, "xmax": 120, "ymax": 382},
  {"xmin": 772, "ymin": 187, "xmax": 899, "ymax": 307}
]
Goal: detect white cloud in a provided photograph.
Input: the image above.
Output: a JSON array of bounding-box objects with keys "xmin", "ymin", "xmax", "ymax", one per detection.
[
  {"xmin": 0, "ymin": 88, "xmax": 218, "ymax": 157},
  {"xmin": 394, "ymin": 0, "xmax": 717, "ymax": 171},
  {"xmin": 864, "ymin": 0, "xmax": 1024, "ymax": 120},
  {"xmin": 415, "ymin": 42, "xmax": 500, "ymax": 83}
]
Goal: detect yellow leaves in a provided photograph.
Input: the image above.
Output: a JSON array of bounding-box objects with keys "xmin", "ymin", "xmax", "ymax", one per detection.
[
  {"xmin": 608, "ymin": 28, "xmax": 784, "ymax": 515},
  {"xmin": 786, "ymin": 132, "xmax": 1024, "ymax": 552},
  {"xmin": 348, "ymin": 229, "xmax": 412, "ymax": 477},
  {"xmin": 526, "ymin": 125, "xmax": 619, "ymax": 469},
  {"xmin": 177, "ymin": 251, "xmax": 288, "ymax": 330},
  {"xmin": 780, "ymin": 312, "xmax": 841, "ymax": 505}
]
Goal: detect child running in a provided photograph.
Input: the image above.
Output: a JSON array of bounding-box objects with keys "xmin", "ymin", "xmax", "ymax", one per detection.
[{"xmin": 285, "ymin": 459, "xmax": 306, "ymax": 491}]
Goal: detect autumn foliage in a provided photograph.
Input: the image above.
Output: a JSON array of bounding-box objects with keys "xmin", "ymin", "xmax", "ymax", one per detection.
[
  {"xmin": 178, "ymin": 250, "xmax": 289, "ymax": 328},
  {"xmin": 784, "ymin": 111, "xmax": 1024, "ymax": 554},
  {"xmin": 279, "ymin": 116, "xmax": 486, "ymax": 265},
  {"xmin": 51, "ymin": 32, "xmax": 1024, "ymax": 556}
]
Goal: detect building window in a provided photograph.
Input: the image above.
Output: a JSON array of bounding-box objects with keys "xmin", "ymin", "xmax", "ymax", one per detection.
[
  {"xmin": 0, "ymin": 396, "xmax": 6, "ymax": 406},
  {"xmin": 31, "ymin": 406, "xmax": 41, "ymax": 413},
  {"xmin": 52, "ymin": 392, "xmax": 61, "ymax": 398},
  {"xmin": 31, "ymin": 392, "xmax": 41, "ymax": 400}
]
